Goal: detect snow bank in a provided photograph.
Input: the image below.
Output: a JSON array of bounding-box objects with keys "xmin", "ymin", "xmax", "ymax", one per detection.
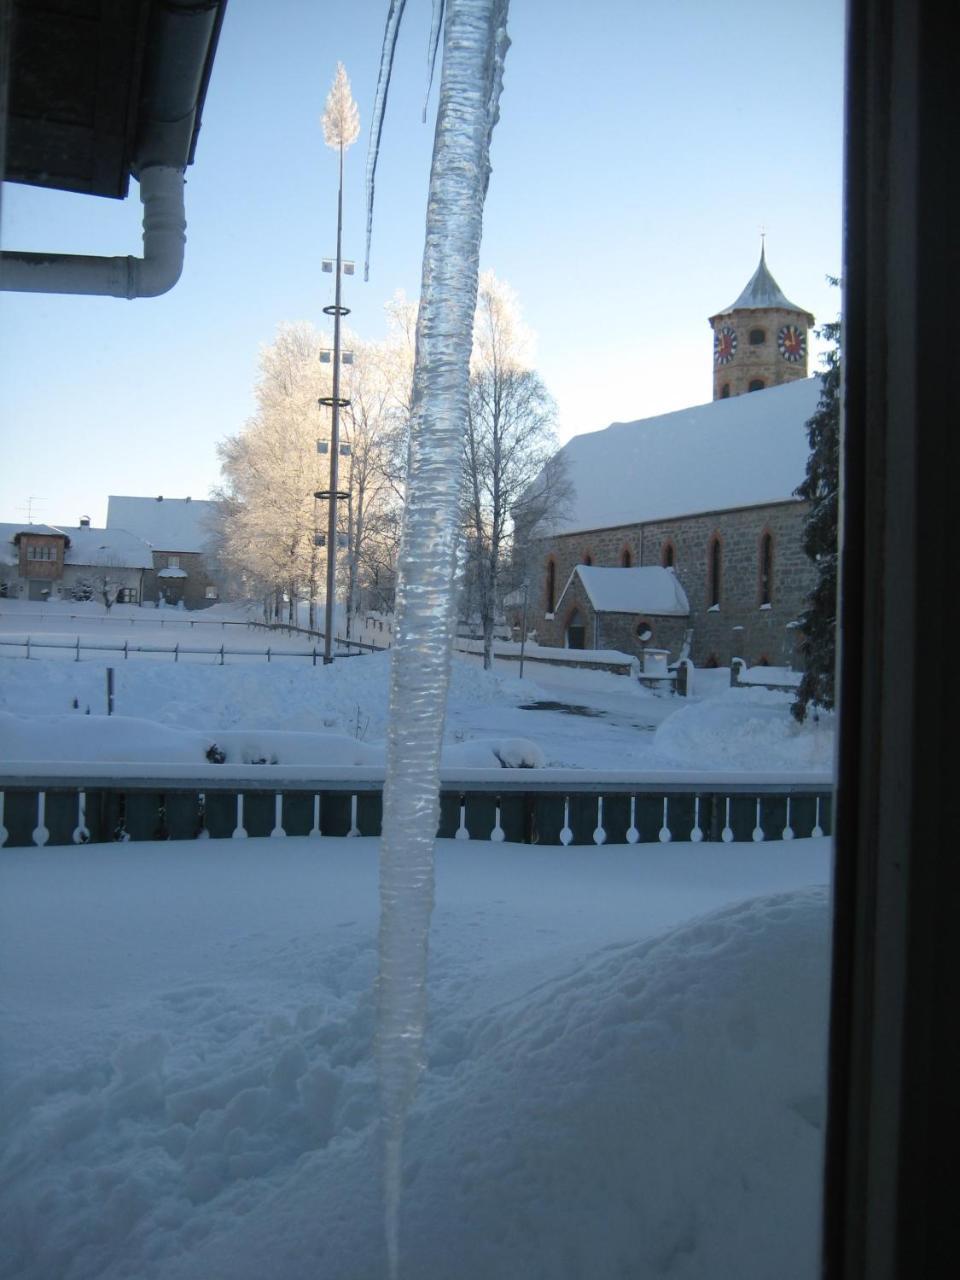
[
  {"xmin": 651, "ymin": 687, "xmax": 835, "ymax": 772},
  {"xmin": 0, "ymin": 837, "xmax": 830, "ymax": 1280}
]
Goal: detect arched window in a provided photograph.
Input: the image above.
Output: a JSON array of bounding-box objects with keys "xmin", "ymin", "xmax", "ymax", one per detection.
[
  {"xmin": 545, "ymin": 558, "xmax": 556, "ymax": 614},
  {"xmin": 708, "ymin": 535, "xmax": 722, "ymax": 607},
  {"xmin": 748, "ymin": 378, "xmax": 765, "ymax": 392},
  {"xmin": 749, "ymin": 328, "xmax": 766, "ymax": 345},
  {"xmin": 582, "ymin": 552, "xmax": 593, "ymax": 566},
  {"xmin": 720, "ymin": 383, "xmax": 731, "ymax": 398},
  {"xmin": 635, "ymin": 620, "xmax": 653, "ymax": 643},
  {"xmin": 620, "ymin": 547, "xmax": 632, "ymax": 567},
  {"xmin": 661, "ymin": 540, "xmax": 675, "ymax": 568},
  {"xmin": 565, "ymin": 609, "xmax": 586, "ymax": 650},
  {"xmin": 759, "ymin": 531, "xmax": 774, "ymax": 605}
]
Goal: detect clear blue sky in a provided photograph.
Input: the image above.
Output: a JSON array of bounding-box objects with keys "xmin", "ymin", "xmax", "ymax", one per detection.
[{"xmin": 0, "ymin": 0, "xmax": 844, "ymax": 529}]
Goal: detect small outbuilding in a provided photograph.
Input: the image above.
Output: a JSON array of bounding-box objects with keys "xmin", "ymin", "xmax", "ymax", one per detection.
[{"xmin": 552, "ymin": 564, "xmax": 690, "ymax": 659}]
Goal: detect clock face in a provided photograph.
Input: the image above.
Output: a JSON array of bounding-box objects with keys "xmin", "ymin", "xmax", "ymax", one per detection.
[
  {"xmin": 714, "ymin": 325, "xmax": 738, "ymax": 366},
  {"xmin": 778, "ymin": 324, "xmax": 806, "ymax": 363}
]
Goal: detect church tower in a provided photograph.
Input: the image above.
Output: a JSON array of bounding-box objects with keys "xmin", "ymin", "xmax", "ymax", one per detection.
[{"xmin": 708, "ymin": 248, "xmax": 814, "ymax": 400}]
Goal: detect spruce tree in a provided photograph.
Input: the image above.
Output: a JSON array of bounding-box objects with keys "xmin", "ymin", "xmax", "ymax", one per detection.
[{"xmin": 792, "ymin": 303, "xmax": 840, "ymax": 722}]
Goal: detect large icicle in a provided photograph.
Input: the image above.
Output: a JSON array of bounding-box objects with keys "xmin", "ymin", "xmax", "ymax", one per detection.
[
  {"xmin": 364, "ymin": 0, "xmax": 409, "ymax": 281},
  {"xmin": 375, "ymin": 3, "xmax": 510, "ymax": 1278}
]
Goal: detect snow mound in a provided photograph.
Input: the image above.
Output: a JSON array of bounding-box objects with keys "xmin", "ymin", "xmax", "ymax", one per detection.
[
  {"xmin": 651, "ymin": 687, "xmax": 835, "ymax": 772},
  {"xmin": 0, "ymin": 883, "xmax": 829, "ymax": 1280}
]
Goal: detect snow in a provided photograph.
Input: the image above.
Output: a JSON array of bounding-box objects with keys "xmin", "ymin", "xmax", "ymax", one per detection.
[
  {"xmin": 0, "ymin": 522, "xmax": 154, "ymax": 569},
  {"xmin": 106, "ymin": 496, "xmax": 217, "ymax": 554},
  {"xmin": 559, "ymin": 564, "xmax": 690, "ymax": 616},
  {"xmin": 156, "ymin": 567, "xmax": 189, "ymax": 580},
  {"xmin": 544, "ymin": 377, "xmax": 821, "ymax": 536},
  {"xmin": 0, "ymin": 836, "xmax": 831, "ymax": 1280}
]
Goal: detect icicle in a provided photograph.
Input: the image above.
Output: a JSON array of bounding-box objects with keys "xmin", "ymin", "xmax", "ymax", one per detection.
[
  {"xmin": 310, "ymin": 794, "xmax": 323, "ymax": 838},
  {"xmin": 782, "ymin": 796, "xmax": 795, "ymax": 841},
  {"xmin": 364, "ymin": 0, "xmax": 410, "ymax": 281},
  {"xmin": 592, "ymin": 795, "xmax": 606, "ymax": 845},
  {"xmin": 32, "ymin": 792, "xmax": 50, "ymax": 847},
  {"xmin": 559, "ymin": 796, "xmax": 573, "ymax": 845},
  {"xmin": 0, "ymin": 792, "xmax": 7, "ymax": 847},
  {"xmin": 690, "ymin": 795, "xmax": 704, "ymax": 843},
  {"xmin": 721, "ymin": 797, "xmax": 734, "ymax": 843},
  {"xmin": 752, "ymin": 797, "xmax": 765, "ymax": 842},
  {"xmin": 422, "ymin": 0, "xmax": 445, "ymax": 121},
  {"xmin": 270, "ymin": 794, "xmax": 286, "ymax": 838},
  {"xmin": 375, "ymin": 5, "xmax": 511, "ymax": 1279},
  {"xmin": 658, "ymin": 796, "xmax": 672, "ymax": 843},
  {"xmin": 625, "ymin": 794, "xmax": 639, "ymax": 844}
]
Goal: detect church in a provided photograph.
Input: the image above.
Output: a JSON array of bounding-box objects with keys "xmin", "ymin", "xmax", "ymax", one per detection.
[{"xmin": 530, "ymin": 250, "xmax": 821, "ymax": 668}]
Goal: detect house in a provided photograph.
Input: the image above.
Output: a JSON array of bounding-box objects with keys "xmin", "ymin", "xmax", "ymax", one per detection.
[
  {"xmin": 0, "ymin": 518, "xmax": 153, "ymax": 603},
  {"xmin": 106, "ymin": 495, "xmax": 221, "ymax": 609},
  {"xmin": 532, "ymin": 253, "xmax": 820, "ymax": 667}
]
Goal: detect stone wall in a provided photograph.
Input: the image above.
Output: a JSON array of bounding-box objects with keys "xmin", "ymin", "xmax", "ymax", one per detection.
[{"xmin": 534, "ymin": 500, "xmax": 815, "ymax": 667}]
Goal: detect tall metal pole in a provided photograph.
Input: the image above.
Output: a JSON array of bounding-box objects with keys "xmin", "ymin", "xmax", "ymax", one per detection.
[{"xmin": 323, "ymin": 143, "xmax": 346, "ymax": 663}]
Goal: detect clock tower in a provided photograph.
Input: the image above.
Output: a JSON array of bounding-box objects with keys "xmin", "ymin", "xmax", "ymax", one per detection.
[{"xmin": 708, "ymin": 247, "xmax": 814, "ymax": 400}]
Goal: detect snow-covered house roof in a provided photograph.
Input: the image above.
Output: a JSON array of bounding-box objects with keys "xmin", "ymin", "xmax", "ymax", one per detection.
[
  {"xmin": 0, "ymin": 522, "xmax": 153, "ymax": 569},
  {"xmin": 106, "ymin": 495, "xmax": 217, "ymax": 554},
  {"xmin": 557, "ymin": 565, "xmax": 690, "ymax": 617},
  {"xmin": 541, "ymin": 376, "xmax": 821, "ymax": 537},
  {"xmin": 711, "ymin": 248, "xmax": 813, "ymax": 321},
  {"xmin": 62, "ymin": 525, "xmax": 153, "ymax": 568}
]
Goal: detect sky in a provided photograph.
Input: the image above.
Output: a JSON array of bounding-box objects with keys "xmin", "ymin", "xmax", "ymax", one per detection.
[{"xmin": 0, "ymin": 0, "xmax": 845, "ymax": 530}]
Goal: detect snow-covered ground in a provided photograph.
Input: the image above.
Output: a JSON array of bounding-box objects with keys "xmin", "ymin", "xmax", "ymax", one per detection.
[
  {"xmin": 0, "ymin": 602, "xmax": 834, "ymax": 774},
  {"xmin": 1, "ymin": 602, "xmax": 834, "ymax": 1278},
  {"xmin": 0, "ymin": 837, "xmax": 831, "ymax": 1280}
]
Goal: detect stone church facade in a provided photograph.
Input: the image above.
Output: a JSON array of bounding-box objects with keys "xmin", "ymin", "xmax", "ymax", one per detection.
[{"xmin": 531, "ymin": 252, "xmax": 820, "ymax": 668}]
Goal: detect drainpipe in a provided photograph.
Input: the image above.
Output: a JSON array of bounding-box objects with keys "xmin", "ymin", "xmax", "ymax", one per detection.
[{"xmin": 0, "ymin": 166, "xmax": 185, "ymax": 298}]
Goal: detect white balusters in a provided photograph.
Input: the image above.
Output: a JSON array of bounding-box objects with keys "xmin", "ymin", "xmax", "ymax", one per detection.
[
  {"xmin": 752, "ymin": 797, "xmax": 765, "ymax": 842},
  {"xmin": 782, "ymin": 796, "xmax": 795, "ymax": 841},
  {"xmin": 626, "ymin": 795, "xmax": 639, "ymax": 845},
  {"xmin": 32, "ymin": 792, "xmax": 50, "ymax": 847},
  {"xmin": 812, "ymin": 796, "xmax": 824, "ymax": 838},
  {"xmin": 690, "ymin": 795, "xmax": 703, "ymax": 843},
  {"xmin": 72, "ymin": 791, "xmax": 90, "ymax": 844},
  {"xmin": 455, "ymin": 798, "xmax": 470, "ymax": 840},
  {"xmin": 347, "ymin": 794, "xmax": 360, "ymax": 838},
  {"xmin": 232, "ymin": 793, "xmax": 248, "ymax": 839},
  {"xmin": 559, "ymin": 796, "xmax": 573, "ymax": 846},
  {"xmin": 270, "ymin": 793, "xmax": 286, "ymax": 838},
  {"xmin": 721, "ymin": 797, "xmax": 734, "ymax": 843},
  {"xmin": 593, "ymin": 796, "xmax": 607, "ymax": 846},
  {"xmin": 658, "ymin": 796, "xmax": 672, "ymax": 843},
  {"xmin": 490, "ymin": 799, "xmax": 505, "ymax": 843},
  {"xmin": 309, "ymin": 794, "xmax": 322, "ymax": 838}
]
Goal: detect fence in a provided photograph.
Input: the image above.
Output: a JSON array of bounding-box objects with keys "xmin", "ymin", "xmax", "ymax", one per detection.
[
  {"xmin": 0, "ymin": 767, "xmax": 832, "ymax": 849},
  {"xmin": 0, "ymin": 634, "xmax": 381, "ymax": 665}
]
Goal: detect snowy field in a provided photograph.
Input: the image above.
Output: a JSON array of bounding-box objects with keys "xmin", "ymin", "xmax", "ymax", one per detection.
[
  {"xmin": 1, "ymin": 602, "xmax": 834, "ymax": 1278},
  {"xmin": 1, "ymin": 837, "xmax": 831, "ymax": 1280},
  {"xmin": 0, "ymin": 601, "xmax": 834, "ymax": 774}
]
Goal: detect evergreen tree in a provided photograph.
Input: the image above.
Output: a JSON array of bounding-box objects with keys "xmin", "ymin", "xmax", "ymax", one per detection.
[{"xmin": 792, "ymin": 298, "xmax": 840, "ymax": 722}]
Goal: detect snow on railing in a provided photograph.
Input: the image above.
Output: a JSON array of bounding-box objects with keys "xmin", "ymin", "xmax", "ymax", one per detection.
[{"xmin": 0, "ymin": 766, "xmax": 832, "ymax": 849}]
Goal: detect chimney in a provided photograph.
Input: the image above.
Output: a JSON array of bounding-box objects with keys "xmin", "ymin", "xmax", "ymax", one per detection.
[
  {"xmin": 79, "ymin": 515, "xmax": 91, "ymax": 527},
  {"xmin": 156, "ymin": 495, "xmax": 163, "ymax": 502}
]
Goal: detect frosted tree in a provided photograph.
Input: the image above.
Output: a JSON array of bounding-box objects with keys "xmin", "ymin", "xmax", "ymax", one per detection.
[
  {"xmin": 366, "ymin": 2, "xmax": 511, "ymax": 1276},
  {"xmin": 461, "ymin": 271, "xmax": 567, "ymax": 668}
]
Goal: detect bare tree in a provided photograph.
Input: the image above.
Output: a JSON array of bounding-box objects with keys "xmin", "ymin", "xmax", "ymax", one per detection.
[{"xmin": 461, "ymin": 272, "xmax": 570, "ymax": 668}]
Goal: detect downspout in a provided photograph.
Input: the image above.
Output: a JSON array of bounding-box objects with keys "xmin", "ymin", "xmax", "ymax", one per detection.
[{"xmin": 0, "ymin": 165, "xmax": 185, "ymax": 298}]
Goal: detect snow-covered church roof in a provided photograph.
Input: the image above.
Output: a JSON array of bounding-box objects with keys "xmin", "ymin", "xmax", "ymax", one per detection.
[
  {"xmin": 711, "ymin": 248, "xmax": 813, "ymax": 321},
  {"xmin": 558, "ymin": 565, "xmax": 690, "ymax": 617},
  {"xmin": 542, "ymin": 376, "xmax": 821, "ymax": 537},
  {"xmin": 106, "ymin": 495, "xmax": 217, "ymax": 554}
]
